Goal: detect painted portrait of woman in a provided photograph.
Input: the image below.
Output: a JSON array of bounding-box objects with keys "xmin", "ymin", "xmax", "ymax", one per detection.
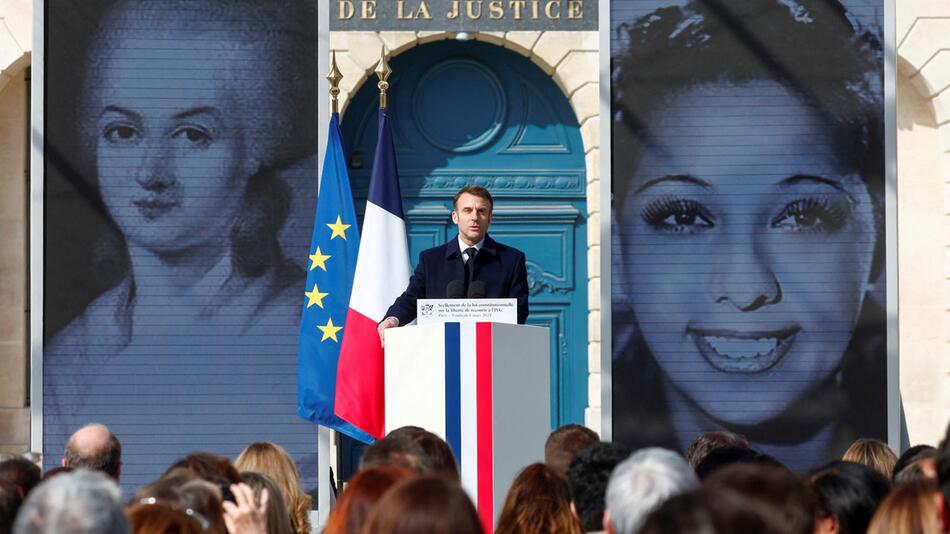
[
  {"xmin": 43, "ymin": 0, "xmax": 320, "ymax": 491},
  {"xmin": 610, "ymin": 0, "xmax": 886, "ymax": 471}
]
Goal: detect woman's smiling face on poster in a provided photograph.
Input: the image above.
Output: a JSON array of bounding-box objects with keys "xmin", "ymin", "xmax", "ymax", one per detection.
[{"xmin": 618, "ymin": 80, "xmax": 877, "ymax": 425}]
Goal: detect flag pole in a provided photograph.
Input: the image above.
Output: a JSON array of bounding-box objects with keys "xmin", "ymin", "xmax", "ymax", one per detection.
[
  {"xmin": 376, "ymin": 47, "xmax": 391, "ymax": 109},
  {"xmin": 328, "ymin": 50, "xmax": 342, "ymax": 115}
]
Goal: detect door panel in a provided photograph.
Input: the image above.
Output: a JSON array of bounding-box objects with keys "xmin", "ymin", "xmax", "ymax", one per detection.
[{"xmin": 342, "ymin": 40, "xmax": 588, "ymax": 426}]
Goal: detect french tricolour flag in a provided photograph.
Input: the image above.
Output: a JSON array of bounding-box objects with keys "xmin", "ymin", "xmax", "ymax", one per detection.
[{"xmin": 334, "ymin": 108, "xmax": 411, "ymax": 441}]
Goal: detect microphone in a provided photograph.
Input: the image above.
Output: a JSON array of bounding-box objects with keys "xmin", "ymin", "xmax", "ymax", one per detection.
[
  {"xmin": 446, "ymin": 280, "xmax": 465, "ymax": 298},
  {"xmin": 468, "ymin": 280, "xmax": 487, "ymax": 298}
]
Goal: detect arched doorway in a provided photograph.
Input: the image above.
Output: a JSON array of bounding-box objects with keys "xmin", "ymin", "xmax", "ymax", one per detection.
[{"xmin": 342, "ymin": 39, "xmax": 588, "ymax": 427}]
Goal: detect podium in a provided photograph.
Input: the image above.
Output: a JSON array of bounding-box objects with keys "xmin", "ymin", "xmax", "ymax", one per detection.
[{"xmin": 385, "ymin": 321, "xmax": 550, "ymax": 532}]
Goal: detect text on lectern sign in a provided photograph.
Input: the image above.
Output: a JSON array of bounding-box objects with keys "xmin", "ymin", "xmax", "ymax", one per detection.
[{"xmin": 417, "ymin": 298, "xmax": 518, "ymax": 324}]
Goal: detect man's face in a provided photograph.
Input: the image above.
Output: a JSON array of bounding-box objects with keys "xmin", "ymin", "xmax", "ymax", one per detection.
[{"xmin": 452, "ymin": 192, "xmax": 492, "ymax": 246}]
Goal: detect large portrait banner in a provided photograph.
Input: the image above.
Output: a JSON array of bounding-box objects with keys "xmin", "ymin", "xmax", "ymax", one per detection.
[
  {"xmin": 610, "ymin": 0, "xmax": 888, "ymax": 470},
  {"xmin": 43, "ymin": 0, "xmax": 320, "ymax": 493}
]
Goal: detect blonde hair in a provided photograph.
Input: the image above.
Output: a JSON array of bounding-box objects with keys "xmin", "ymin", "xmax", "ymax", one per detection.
[
  {"xmin": 866, "ymin": 479, "xmax": 941, "ymax": 534},
  {"xmin": 843, "ymin": 438, "xmax": 898, "ymax": 479},
  {"xmin": 235, "ymin": 442, "xmax": 311, "ymax": 534}
]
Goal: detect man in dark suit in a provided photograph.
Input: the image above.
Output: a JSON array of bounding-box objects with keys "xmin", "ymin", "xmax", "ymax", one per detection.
[{"xmin": 377, "ymin": 186, "xmax": 529, "ymax": 343}]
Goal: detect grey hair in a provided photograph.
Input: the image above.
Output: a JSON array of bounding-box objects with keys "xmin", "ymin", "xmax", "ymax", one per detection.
[
  {"xmin": 605, "ymin": 448, "xmax": 699, "ymax": 534},
  {"xmin": 13, "ymin": 469, "xmax": 129, "ymax": 534}
]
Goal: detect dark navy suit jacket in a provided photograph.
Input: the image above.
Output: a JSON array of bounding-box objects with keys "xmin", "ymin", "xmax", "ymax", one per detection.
[{"xmin": 385, "ymin": 234, "xmax": 529, "ymax": 325}]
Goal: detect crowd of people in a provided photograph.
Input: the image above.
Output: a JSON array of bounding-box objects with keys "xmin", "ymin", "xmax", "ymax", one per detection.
[{"xmin": 1, "ymin": 421, "xmax": 949, "ymax": 534}]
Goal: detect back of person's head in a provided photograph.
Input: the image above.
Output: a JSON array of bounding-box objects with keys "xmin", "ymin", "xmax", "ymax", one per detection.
[
  {"xmin": 165, "ymin": 452, "xmax": 242, "ymax": 486},
  {"xmin": 360, "ymin": 431, "xmax": 434, "ymax": 475},
  {"xmin": 0, "ymin": 479, "xmax": 23, "ymax": 534},
  {"xmin": 566, "ymin": 441, "xmax": 632, "ymax": 532},
  {"xmin": 867, "ymin": 478, "xmax": 940, "ymax": 534},
  {"xmin": 685, "ymin": 431, "xmax": 749, "ymax": 470},
  {"xmin": 0, "ymin": 459, "xmax": 41, "ymax": 499},
  {"xmin": 843, "ymin": 438, "xmax": 898, "ymax": 479},
  {"xmin": 694, "ymin": 446, "xmax": 784, "ymax": 480},
  {"xmin": 704, "ymin": 463, "xmax": 812, "ymax": 534},
  {"xmin": 544, "ymin": 425, "xmax": 600, "ymax": 479},
  {"xmin": 127, "ymin": 502, "xmax": 204, "ymax": 534},
  {"xmin": 62, "ymin": 424, "xmax": 122, "ymax": 480},
  {"xmin": 177, "ymin": 479, "xmax": 228, "ymax": 534},
  {"xmin": 640, "ymin": 486, "xmax": 796, "ymax": 534},
  {"xmin": 893, "ymin": 445, "xmax": 937, "ymax": 483},
  {"xmin": 495, "ymin": 463, "xmax": 581, "ymax": 534},
  {"xmin": 384, "ymin": 426, "xmax": 459, "ymax": 481},
  {"xmin": 938, "ymin": 423, "xmax": 950, "ymax": 524},
  {"xmin": 806, "ymin": 460, "xmax": 891, "ymax": 534},
  {"xmin": 604, "ymin": 448, "xmax": 697, "ymax": 534},
  {"xmin": 324, "ymin": 465, "xmax": 413, "ymax": 534},
  {"xmin": 240, "ymin": 472, "xmax": 293, "ymax": 534},
  {"xmin": 234, "ymin": 442, "xmax": 311, "ymax": 534},
  {"xmin": 13, "ymin": 469, "xmax": 129, "ymax": 534},
  {"xmin": 360, "ymin": 476, "xmax": 482, "ymax": 534}
]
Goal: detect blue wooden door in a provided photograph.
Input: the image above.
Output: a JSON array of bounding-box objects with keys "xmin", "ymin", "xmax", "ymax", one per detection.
[{"xmin": 342, "ymin": 40, "xmax": 587, "ymax": 427}]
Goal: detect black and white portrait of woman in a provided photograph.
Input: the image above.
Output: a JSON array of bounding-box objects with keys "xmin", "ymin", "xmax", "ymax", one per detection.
[
  {"xmin": 43, "ymin": 0, "xmax": 319, "ymax": 491},
  {"xmin": 610, "ymin": 0, "xmax": 886, "ymax": 470}
]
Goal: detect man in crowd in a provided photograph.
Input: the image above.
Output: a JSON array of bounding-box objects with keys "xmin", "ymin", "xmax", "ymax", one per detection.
[
  {"xmin": 602, "ymin": 448, "xmax": 698, "ymax": 534},
  {"xmin": 377, "ymin": 185, "xmax": 529, "ymax": 343},
  {"xmin": 13, "ymin": 470, "xmax": 128, "ymax": 534},
  {"xmin": 62, "ymin": 424, "xmax": 122, "ymax": 481},
  {"xmin": 567, "ymin": 442, "xmax": 632, "ymax": 533},
  {"xmin": 545, "ymin": 424, "xmax": 600, "ymax": 479}
]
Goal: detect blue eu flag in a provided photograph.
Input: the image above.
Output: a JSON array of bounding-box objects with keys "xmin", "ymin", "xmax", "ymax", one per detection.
[{"xmin": 297, "ymin": 113, "xmax": 374, "ymax": 443}]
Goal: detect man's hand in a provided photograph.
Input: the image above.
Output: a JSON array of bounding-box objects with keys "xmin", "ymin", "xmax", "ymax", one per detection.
[{"xmin": 377, "ymin": 316, "xmax": 399, "ymax": 347}]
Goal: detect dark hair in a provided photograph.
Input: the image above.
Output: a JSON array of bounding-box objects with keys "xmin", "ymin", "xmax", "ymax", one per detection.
[
  {"xmin": 452, "ymin": 186, "xmax": 494, "ymax": 213},
  {"xmin": 612, "ymin": 0, "xmax": 884, "ymax": 255},
  {"xmin": 384, "ymin": 426, "xmax": 459, "ymax": 481},
  {"xmin": 128, "ymin": 501, "xmax": 205, "ymax": 534},
  {"xmin": 63, "ymin": 426, "xmax": 122, "ymax": 479},
  {"xmin": 495, "ymin": 463, "xmax": 582, "ymax": 534},
  {"xmin": 695, "ymin": 447, "xmax": 785, "ymax": 480},
  {"xmin": 566, "ymin": 442, "xmax": 632, "ymax": 531},
  {"xmin": 544, "ymin": 424, "xmax": 600, "ymax": 479},
  {"xmin": 639, "ymin": 486, "xmax": 794, "ymax": 534},
  {"xmin": 361, "ymin": 430, "xmax": 434, "ymax": 475},
  {"xmin": 324, "ymin": 466, "xmax": 414, "ymax": 534},
  {"xmin": 938, "ymin": 423, "xmax": 950, "ymax": 510},
  {"xmin": 0, "ymin": 458, "xmax": 41, "ymax": 498},
  {"xmin": 360, "ymin": 476, "xmax": 483, "ymax": 534},
  {"xmin": 806, "ymin": 460, "xmax": 891, "ymax": 534},
  {"xmin": 0, "ymin": 479, "xmax": 23, "ymax": 534},
  {"xmin": 685, "ymin": 431, "xmax": 749, "ymax": 470},
  {"xmin": 165, "ymin": 452, "xmax": 243, "ymax": 486},
  {"xmin": 704, "ymin": 463, "xmax": 813, "ymax": 534},
  {"xmin": 893, "ymin": 444, "xmax": 936, "ymax": 481},
  {"xmin": 240, "ymin": 472, "xmax": 294, "ymax": 534}
]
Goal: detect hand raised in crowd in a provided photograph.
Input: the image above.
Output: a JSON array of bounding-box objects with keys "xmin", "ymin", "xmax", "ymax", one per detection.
[{"xmin": 223, "ymin": 483, "xmax": 268, "ymax": 534}]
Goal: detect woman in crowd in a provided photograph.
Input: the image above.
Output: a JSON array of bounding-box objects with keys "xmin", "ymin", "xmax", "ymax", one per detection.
[
  {"xmin": 866, "ymin": 479, "xmax": 941, "ymax": 534},
  {"xmin": 495, "ymin": 463, "xmax": 582, "ymax": 534},
  {"xmin": 806, "ymin": 461, "xmax": 891, "ymax": 534},
  {"xmin": 360, "ymin": 476, "xmax": 483, "ymax": 534},
  {"xmin": 323, "ymin": 466, "xmax": 414, "ymax": 534},
  {"xmin": 240, "ymin": 472, "xmax": 293, "ymax": 534},
  {"xmin": 235, "ymin": 442, "xmax": 311, "ymax": 534},
  {"xmin": 843, "ymin": 438, "xmax": 898, "ymax": 479},
  {"xmin": 611, "ymin": 0, "xmax": 885, "ymax": 470}
]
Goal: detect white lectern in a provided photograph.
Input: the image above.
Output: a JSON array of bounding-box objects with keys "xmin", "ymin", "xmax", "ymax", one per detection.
[{"xmin": 384, "ymin": 321, "xmax": 550, "ymax": 533}]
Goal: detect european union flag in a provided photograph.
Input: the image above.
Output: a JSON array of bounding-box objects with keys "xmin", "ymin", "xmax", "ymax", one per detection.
[{"xmin": 297, "ymin": 112, "xmax": 373, "ymax": 443}]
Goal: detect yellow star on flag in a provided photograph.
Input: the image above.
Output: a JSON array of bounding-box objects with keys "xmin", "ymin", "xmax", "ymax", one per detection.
[
  {"xmin": 327, "ymin": 216, "xmax": 351, "ymax": 240},
  {"xmin": 305, "ymin": 283, "xmax": 328, "ymax": 309},
  {"xmin": 308, "ymin": 247, "xmax": 331, "ymax": 271},
  {"xmin": 317, "ymin": 317, "xmax": 343, "ymax": 342}
]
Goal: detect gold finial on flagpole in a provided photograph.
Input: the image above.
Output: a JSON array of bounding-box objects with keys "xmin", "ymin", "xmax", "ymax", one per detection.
[
  {"xmin": 376, "ymin": 47, "xmax": 392, "ymax": 109},
  {"xmin": 327, "ymin": 50, "xmax": 343, "ymax": 114}
]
